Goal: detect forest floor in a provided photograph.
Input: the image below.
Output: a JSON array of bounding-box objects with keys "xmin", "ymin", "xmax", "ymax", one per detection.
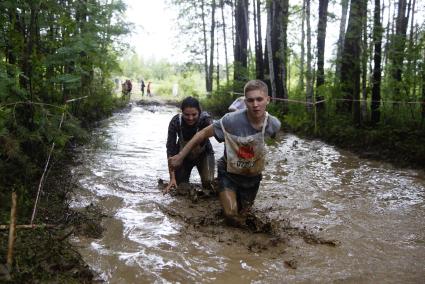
[{"xmin": 0, "ymin": 160, "xmax": 104, "ymax": 283}]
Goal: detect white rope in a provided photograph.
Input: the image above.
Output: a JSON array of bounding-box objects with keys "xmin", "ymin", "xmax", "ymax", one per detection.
[{"xmin": 269, "ymin": 97, "xmax": 424, "ymax": 105}]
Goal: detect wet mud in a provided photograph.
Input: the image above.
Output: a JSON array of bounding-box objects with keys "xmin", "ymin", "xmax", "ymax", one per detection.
[{"xmin": 156, "ymin": 179, "xmax": 338, "ymax": 269}]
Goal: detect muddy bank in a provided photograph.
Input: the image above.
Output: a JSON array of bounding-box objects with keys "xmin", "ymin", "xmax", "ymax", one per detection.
[
  {"xmin": 0, "ymin": 161, "xmax": 104, "ymax": 283},
  {"xmin": 136, "ymin": 97, "xmax": 180, "ymax": 108}
]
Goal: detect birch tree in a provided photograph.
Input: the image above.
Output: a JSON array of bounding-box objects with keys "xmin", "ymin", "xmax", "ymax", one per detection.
[{"xmin": 220, "ymin": 0, "xmax": 230, "ymax": 84}]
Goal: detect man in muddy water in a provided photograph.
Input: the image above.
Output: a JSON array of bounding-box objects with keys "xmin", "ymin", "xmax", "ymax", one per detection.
[{"xmin": 169, "ymin": 80, "xmax": 281, "ymax": 227}]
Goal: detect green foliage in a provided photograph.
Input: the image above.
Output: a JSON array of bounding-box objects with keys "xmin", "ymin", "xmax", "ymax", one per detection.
[
  {"xmin": 200, "ymin": 85, "xmax": 236, "ymax": 116},
  {"xmin": 0, "ymin": 0, "xmax": 130, "ymax": 229},
  {"xmin": 78, "ymin": 82, "xmax": 120, "ymax": 123},
  {"xmin": 118, "ymin": 53, "xmax": 176, "ymax": 82}
]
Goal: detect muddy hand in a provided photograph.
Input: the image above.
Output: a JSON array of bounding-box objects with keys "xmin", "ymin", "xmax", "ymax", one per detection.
[
  {"xmin": 163, "ymin": 180, "xmax": 177, "ymax": 195},
  {"xmin": 168, "ymin": 154, "xmax": 183, "ymax": 169}
]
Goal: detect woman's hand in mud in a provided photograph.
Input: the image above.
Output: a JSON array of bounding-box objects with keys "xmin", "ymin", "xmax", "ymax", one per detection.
[
  {"xmin": 168, "ymin": 154, "xmax": 183, "ymax": 169},
  {"xmin": 163, "ymin": 179, "xmax": 177, "ymax": 195}
]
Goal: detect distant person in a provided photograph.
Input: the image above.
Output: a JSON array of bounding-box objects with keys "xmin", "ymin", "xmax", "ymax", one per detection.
[
  {"xmin": 164, "ymin": 97, "xmax": 215, "ymax": 195},
  {"xmin": 140, "ymin": 79, "xmax": 146, "ymax": 96},
  {"xmin": 147, "ymin": 81, "xmax": 152, "ymax": 97},
  {"xmin": 169, "ymin": 80, "xmax": 281, "ymax": 227},
  {"xmin": 127, "ymin": 80, "xmax": 132, "ymax": 93},
  {"xmin": 122, "ymin": 79, "xmax": 132, "ymax": 99},
  {"xmin": 228, "ymin": 96, "xmax": 246, "ymax": 112},
  {"xmin": 172, "ymin": 83, "xmax": 179, "ymax": 97}
]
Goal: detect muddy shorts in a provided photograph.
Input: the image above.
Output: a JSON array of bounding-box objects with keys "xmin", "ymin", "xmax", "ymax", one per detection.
[
  {"xmin": 175, "ymin": 152, "xmax": 215, "ymax": 189},
  {"xmin": 217, "ymin": 157, "xmax": 262, "ymax": 210}
]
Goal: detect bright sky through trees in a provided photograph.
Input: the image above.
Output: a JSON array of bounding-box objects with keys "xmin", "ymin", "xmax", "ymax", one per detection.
[
  {"xmin": 124, "ymin": 0, "xmax": 179, "ymax": 61},
  {"xmin": 124, "ymin": 0, "xmax": 425, "ymax": 67},
  {"xmin": 123, "ymin": 0, "xmax": 342, "ymax": 66}
]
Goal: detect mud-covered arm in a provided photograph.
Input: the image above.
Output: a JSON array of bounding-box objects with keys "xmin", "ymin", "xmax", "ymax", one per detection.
[
  {"xmin": 164, "ymin": 160, "xmax": 177, "ymax": 194},
  {"xmin": 169, "ymin": 125, "xmax": 214, "ymax": 168},
  {"xmin": 165, "ymin": 116, "xmax": 179, "ymax": 194}
]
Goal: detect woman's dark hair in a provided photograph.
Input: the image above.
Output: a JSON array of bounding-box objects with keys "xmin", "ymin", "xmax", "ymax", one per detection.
[{"xmin": 180, "ymin": 96, "xmax": 201, "ymax": 113}]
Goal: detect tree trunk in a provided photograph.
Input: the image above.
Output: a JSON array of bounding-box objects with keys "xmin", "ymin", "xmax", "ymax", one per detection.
[
  {"xmin": 281, "ymin": 0, "xmax": 289, "ymax": 100},
  {"xmin": 26, "ymin": 3, "xmax": 39, "ymax": 98},
  {"xmin": 412, "ymin": 25, "xmax": 419, "ymax": 99},
  {"xmin": 220, "ymin": 0, "xmax": 230, "ymax": 85},
  {"xmin": 406, "ymin": 0, "xmax": 416, "ymax": 98},
  {"xmin": 253, "ymin": 0, "xmax": 264, "ymax": 80},
  {"xmin": 216, "ymin": 38, "xmax": 220, "ymax": 89},
  {"xmin": 207, "ymin": 0, "xmax": 216, "ymax": 92},
  {"xmin": 234, "ymin": 0, "xmax": 249, "ymax": 90},
  {"xmin": 266, "ymin": 5, "xmax": 276, "ymax": 99},
  {"xmin": 371, "ymin": 0, "xmax": 383, "ymax": 124},
  {"xmin": 231, "ymin": 0, "xmax": 235, "ymax": 52},
  {"xmin": 298, "ymin": 0, "xmax": 306, "ymax": 91},
  {"xmin": 315, "ymin": 0, "xmax": 329, "ymax": 93},
  {"xmin": 422, "ymin": 46, "xmax": 425, "ymax": 121},
  {"xmin": 361, "ymin": 0, "xmax": 368, "ymax": 120},
  {"xmin": 335, "ymin": 0, "xmax": 349, "ymax": 84},
  {"xmin": 388, "ymin": 0, "xmax": 409, "ymax": 101},
  {"xmin": 339, "ymin": 0, "xmax": 365, "ymax": 125},
  {"xmin": 383, "ymin": 0, "xmax": 393, "ymax": 70},
  {"xmin": 201, "ymin": 0, "xmax": 209, "ymax": 92},
  {"xmin": 306, "ymin": 0, "xmax": 313, "ymax": 108},
  {"xmin": 267, "ymin": 0, "xmax": 288, "ymax": 99}
]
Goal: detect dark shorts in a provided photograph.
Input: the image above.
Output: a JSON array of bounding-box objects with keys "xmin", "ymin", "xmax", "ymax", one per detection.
[{"xmin": 217, "ymin": 157, "xmax": 262, "ymax": 210}]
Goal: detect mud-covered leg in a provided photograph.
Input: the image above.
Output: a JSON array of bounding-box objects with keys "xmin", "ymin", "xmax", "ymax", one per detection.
[
  {"xmin": 197, "ymin": 153, "xmax": 215, "ymax": 192},
  {"xmin": 219, "ymin": 190, "xmax": 245, "ymax": 227}
]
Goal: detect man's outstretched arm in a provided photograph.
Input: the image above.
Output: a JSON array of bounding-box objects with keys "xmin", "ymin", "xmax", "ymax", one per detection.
[{"xmin": 169, "ymin": 124, "xmax": 215, "ymax": 168}]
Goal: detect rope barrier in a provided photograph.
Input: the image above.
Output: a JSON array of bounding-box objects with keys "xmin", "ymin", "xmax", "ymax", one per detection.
[
  {"xmin": 227, "ymin": 92, "xmax": 424, "ymax": 106},
  {"xmin": 0, "ymin": 101, "xmax": 66, "ymax": 110},
  {"xmin": 269, "ymin": 97, "xmax": 424, "ymax": 105},
  {"xmin": 270, "ymin": 97, "xmax": 326, "ymax": 105},
  {"xmin": 0, "ymin": 96, "xmax": 89, "ymax": 108},
  {"xmin": 333, "ymin": 98, "xmax": 425, "ymax": 104}
]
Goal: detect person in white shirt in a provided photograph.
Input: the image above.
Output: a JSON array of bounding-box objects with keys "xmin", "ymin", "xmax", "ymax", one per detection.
[{"xmin": 228, "ymin": 96, "xmax": 246, "ymax": 112}]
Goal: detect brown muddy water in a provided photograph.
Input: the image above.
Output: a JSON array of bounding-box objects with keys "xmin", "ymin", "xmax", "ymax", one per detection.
[{"xmin": 70, "ymin": 104, "xmax": 425, "ymax": 283}]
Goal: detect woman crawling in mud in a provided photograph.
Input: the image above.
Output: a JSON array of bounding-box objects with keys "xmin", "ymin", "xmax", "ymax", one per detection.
[
  {"xmin": 164, "ymin": 96, "xmax": 215, "ymax": 194},
  {"xmin": 169, "ymin": 80, "xmax": 281, "ymax": 227}
]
